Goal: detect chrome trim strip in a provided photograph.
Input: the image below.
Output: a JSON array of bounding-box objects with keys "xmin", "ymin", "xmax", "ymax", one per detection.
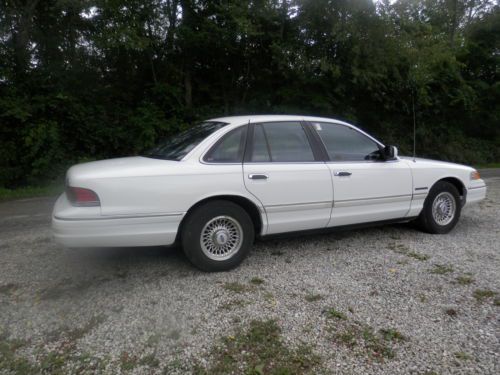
[
  {"xmin": 54, "ymin": 213, "xmax": 184, "ymax": 221},
  {"xmin": 468, "ymin": 185, "xmax": 486, "ymax": 190},
  {"xmin": 266, "ymin": 201, "xmax": 332, "ymax": 213},
  {"xmin": 335, "ymin": 194, "xmax": 412, "ymax": 208}
]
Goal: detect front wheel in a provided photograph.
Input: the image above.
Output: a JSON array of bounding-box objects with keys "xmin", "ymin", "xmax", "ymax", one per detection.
[
  {"xmin": 181, "ymin": 200, "xmax": 254, "ymax": 271},
  {"xmin": 417, "ymin": 181, "xmax": 461, "ymax": 234}
]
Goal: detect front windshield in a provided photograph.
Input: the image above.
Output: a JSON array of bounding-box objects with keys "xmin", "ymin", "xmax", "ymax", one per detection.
[{"xmin": 146, "ymin": 121, "xmax": 228, "ymax": 160}]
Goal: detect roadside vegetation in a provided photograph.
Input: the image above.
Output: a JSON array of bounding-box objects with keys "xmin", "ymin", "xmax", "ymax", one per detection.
[
  {"xmin": 194, "ymin": 320, "xmax": 322, "ymax": 375},
  {"xmin": 1, "ymin": 1, "xmax": 499, "ymax": 191}
]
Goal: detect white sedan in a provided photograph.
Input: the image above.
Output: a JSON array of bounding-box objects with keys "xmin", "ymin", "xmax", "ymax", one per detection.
[{"xmin": 52, "ymin": 115, "xmax": 487, "ymax": 271}]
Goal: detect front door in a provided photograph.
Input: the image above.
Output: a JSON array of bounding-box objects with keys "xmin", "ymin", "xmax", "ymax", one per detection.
[
  {"xmin": 309, "ymin": 121, "xmax": 412, "ymax": 227},
  {"xmin": 243, "ymin": 121, "xmax": 333, "ymax": 234}
]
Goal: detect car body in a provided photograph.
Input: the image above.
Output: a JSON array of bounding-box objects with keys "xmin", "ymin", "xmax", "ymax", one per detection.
[{"xmin": 52, "ymin": 115, "xmax": 487, "ymax": 270}]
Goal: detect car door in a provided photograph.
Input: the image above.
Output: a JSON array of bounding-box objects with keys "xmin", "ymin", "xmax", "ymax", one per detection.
[
  {"xmin": 309, "ymin": 121, "xmax": 412, "ymax": 227},
  {"xmin": 243, "ymin": 121, "xmax": 333, "ymax": 235}
]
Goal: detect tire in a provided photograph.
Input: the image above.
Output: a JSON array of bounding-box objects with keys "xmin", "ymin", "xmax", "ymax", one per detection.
[
  {"xmin": 417, "ymin": 181, "xmax": 461, "ymax": 234},
  {"xmin": 181, "ymin": 200, "xmax": 255, "ymax": 271}
]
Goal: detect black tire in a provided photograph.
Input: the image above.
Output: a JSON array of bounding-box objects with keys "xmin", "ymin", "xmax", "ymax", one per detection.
[
  {"xmin": 181, "ymin": 200, "xmax": 254, "ymax": 271},
  {"xmin": 417, "ymin": 181, "xmax": 461, "ymax": 234}
]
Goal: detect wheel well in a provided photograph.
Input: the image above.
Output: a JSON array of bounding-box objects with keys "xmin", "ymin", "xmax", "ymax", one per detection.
[
  {"xmin": 176, "ymin": 195, "xmax": 263, "ymax": 242},
  {"xmin": 438, "ymin": 177, "xmax": 466, "ymax": 198}
]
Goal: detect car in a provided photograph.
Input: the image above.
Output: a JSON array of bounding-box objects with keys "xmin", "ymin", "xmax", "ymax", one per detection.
[{"xmin": 52, "ymin": 115, "xmax": 487, "ymax": 271}]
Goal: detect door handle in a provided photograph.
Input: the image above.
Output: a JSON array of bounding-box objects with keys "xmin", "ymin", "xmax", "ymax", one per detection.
[
  {"xmin": 334, "ymin": 171, "xmax": 352, "ymax": 177},
  {"xmin": 248, "ymin": 174, "xmax": 268, "ymax": 180}
]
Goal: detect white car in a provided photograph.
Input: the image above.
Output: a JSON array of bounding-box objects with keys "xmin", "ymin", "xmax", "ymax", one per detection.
[{"xmin": 52, "ymin": 115, "xmax": 486, "ymax": 271}]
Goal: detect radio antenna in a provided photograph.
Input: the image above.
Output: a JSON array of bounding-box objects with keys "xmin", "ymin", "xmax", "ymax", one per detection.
[{"xmin": 412, "ymin": 90, "xmax": 417, "ymax": 162}]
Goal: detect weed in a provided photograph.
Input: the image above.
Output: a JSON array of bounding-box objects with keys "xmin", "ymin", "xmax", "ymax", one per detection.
[
  {"xmin": 407, "ymin": 252, "xmax": 429, "ymax": 261},
  {"xmin": 223, "ymin": 282, "xmax": 248, "ymax": 293},
  {"xmin": 379, "ymin": 328, "xmax": 406, "ymax": 342},
  {"xmin": 473, "ymin": 289, "xmax": 497, "ymax": 302},
  {"xmin": 454, "ymin": 351, "xmax": 472, "ymax": 361},
  {"xmin": 139, "ymin": 353, "xmax": 160, "ymax": 367},
  {"xmin": 305, "ymin": 293, "xmax": 323, "ymax": 302},
  {"xmin": 456, "ymin": 274, "xmax": 474, "ymax": 285},
  {"xmin": 197, "ymin": 320, "xmax": 322, "ymax": 374},
  {"xmin": 250, "ymin": 277, "xmax": 265, "ymax": 285},
  {"xmin": 120, "ymin": 352, "xmax": 138, "ymax": 371},
  {"xmin": 325, "ymin": 308, "xmax": 346, "ymax": 320},
  {"xmin": 430, "ymin": 264, "xmax": 454, "ymax": 275},
  {"xmin": 219, "ymin": 299, "xmax": 248, "ymax": 310}
]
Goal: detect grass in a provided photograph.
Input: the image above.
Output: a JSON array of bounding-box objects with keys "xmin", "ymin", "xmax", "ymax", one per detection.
[
  {"xmin": 430, "ymin": 264, "xmax": 454, "ymax": 275},
  {"xmin": 0, "ymin": 183, "xmax": 63, "ymax": 201},
  {"xmin": 0, "ymin": 329, "xmax": 109, "ymax": 374},
  {"xmin": 223, "ymin": 282, "xmax": 248, "ymax": 293},
  {"xmin": 196, "ymin": 320, "xmax": 321, "ymax": 374},
  {"xmin": 325, "ymin": 308, "xmax": 346, "ymax": 320},
  {"xmin": 305, "ymin": 293, "xmax": 324, "ymax": 302},
  {"xmin": 388, "ymin": 243, "xmax": 429, "ymax": 261},
  {"xmin": 456, "ymin": 274, "xmax": 474, "ymax": 285},
  {"xmin": 331, "ymin": 324, "xmax": 406, "ymax": 361},
  {"xmin": 407, "ymin": 252, "xmax": 429, "ymax": 261},
  {"xmin": 454, "ymin": 351, "xmax": 472, "ymax": 361},
  {"xmin": 250, "ymin": 277, "xmax": 265, "ymax": 285},
  {"xmin": 219, "ymin": 299, "xmax": 249, "ymax": 311},
  {"xmin": 473, "ymin": 289, "xmax": 497, "ymax": 303}
]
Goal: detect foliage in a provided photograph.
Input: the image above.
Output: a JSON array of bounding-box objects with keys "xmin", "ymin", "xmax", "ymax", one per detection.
[{"xmin": 0, "ymin": 0, "xmax": 498, "ymax": 187}]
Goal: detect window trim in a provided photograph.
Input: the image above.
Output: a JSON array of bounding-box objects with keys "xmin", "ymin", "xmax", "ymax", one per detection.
[
  {"xmin": 201, "ymin": 125, "xmax": 248, "ymax": 164},
  {"xmin": 243, "ymin": 121, "xmax": 324, "ymax": 164},
  {"xmin": 305, "ymin": 121, "xmax": 389, "ymax": 163}
]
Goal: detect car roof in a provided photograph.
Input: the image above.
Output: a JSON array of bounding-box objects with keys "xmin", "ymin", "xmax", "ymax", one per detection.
[{"xmin": 207, "ymin": 114, "xmax": 353, "ymax": 127}]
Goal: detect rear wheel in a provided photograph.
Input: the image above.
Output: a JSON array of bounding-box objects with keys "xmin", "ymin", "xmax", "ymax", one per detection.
[
  {"xmin": 181, "ymin": 200, "xmax": 254, "ymax": 271},
  {"xmin": 417, "ymin": 181, "xmax": 461, "ymax": 234}
]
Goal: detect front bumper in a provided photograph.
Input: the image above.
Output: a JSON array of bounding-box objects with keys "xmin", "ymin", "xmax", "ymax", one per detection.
[{"xmin": 465, "ymin": 180, "xmax": 486, "ymax": 206}]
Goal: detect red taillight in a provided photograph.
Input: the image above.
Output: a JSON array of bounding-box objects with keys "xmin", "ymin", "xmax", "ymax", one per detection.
[{"xmin": 67, "ymin": 187, "xmax": 100, "ymax": 207}]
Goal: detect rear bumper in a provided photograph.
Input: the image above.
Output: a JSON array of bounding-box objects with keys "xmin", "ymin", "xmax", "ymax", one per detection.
[{"xmin": 52, "ymin": 194, "xmax": 183, "ymax": 247}]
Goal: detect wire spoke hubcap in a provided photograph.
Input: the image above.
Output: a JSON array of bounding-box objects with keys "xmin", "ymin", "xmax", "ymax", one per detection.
[
  {"xmin": 200, "ymin": 216, "xmax": 243, "ymax": 261},
  {"xmin": 432, "ymin": 192, "xmax": 456, "ymax": 226}
]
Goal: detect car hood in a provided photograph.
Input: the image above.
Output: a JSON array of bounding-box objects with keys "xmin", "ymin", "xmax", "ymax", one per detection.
[{"xmin": 66, "ymin": 156, "xmax": 180, "ymax": 182}]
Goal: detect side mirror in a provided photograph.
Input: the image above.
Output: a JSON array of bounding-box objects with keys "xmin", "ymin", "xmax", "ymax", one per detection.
[{"xmin": 383, "ymin": 145, "xmax": 398, "ymax": 160}]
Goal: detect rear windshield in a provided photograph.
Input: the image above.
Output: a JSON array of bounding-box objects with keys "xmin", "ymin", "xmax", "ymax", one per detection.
[{"xmin": 146, "ymin": 121, "xmax": 228, "ymax": 161}]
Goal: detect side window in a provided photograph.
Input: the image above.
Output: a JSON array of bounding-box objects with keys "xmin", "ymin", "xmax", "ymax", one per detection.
[
  {"xmin": 250, "ymin": 122, "xmax": 315, "ymax": 162},
  {"xmin": 251, "ymin": 124, "xmax": 271, "ymax": 162},
  {"xmin": 313, "ymin": 122, "xmax": 380, "ymax": 161},
  {"xmin": 204, "ymin": 126, "xmax": 246, "ymax": 163}
]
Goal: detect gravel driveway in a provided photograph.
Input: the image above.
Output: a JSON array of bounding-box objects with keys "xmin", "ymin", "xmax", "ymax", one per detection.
[{"xmin": 1, "ymin": 175, "xmax": 499, "ymax": 374}]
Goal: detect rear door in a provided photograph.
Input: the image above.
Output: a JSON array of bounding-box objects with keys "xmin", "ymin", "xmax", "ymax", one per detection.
[
  {"xmin": 243, "ymin": 121, "xmax": 333, "ymax": 235},
  {"xmin": 309, "ymin": 121, "xmax": 413, "ymax": 227}
]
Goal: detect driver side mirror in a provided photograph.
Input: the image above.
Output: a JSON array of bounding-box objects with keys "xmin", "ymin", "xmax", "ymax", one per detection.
[{"xmin": 383, "ymin": 145, "xmax": 398, "ymax": 160}]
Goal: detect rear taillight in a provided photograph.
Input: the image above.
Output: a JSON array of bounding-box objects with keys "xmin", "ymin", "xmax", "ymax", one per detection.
[{"xmin": 66, "ymin": 187, "xmax": 100, "ymax": 207}]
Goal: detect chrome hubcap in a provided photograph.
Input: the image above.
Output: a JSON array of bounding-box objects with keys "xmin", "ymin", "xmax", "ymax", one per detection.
[
  {"xmin": 200, "ymin": 216, "xmax": 243, "ymax": 261},
  {"xmin": 432, "ymin": 192, "xmax": 456, "ymax": 226}
]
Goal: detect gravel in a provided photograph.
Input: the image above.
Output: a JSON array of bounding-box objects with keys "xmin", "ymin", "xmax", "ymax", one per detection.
[{"xmin": 0, "ymin": 176, "xmax": 499, "ymax": 374}]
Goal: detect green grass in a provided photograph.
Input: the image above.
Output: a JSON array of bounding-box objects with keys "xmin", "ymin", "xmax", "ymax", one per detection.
[
  {"xmin": 305, "ymin": 293, "xmax": 324, "ymax": 302},
  {"xmin": 250, "ymin": 277, "xmax": 265, "ymax": 285},
  {"xmin": 473, "ymin": 289, "xmax": 497, "ymax": 303},
  {"xmin": 430, "ymin": 264, "xmax": 454, "ymax": 275},
  {"xmin": 197, "ymin": 320, "xmax": 321, "ymax": 374},
  {"xmin": 0, "ymin": 183, "xmax": 63, "ymax": 201},
  {"xmin": 456, "ymin": 274, "xmax": 474, "ymax": 285},
  {"xmin": 454, "ymin": 351, "xmax": 472, "ymax": 361},
  {"xmin": 223, "ymin": 282, "xmax": 248, "ymax": 293},
  {"xmin": 325, "ymin": 308, "xmax": 346, "ymax": 320}
]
